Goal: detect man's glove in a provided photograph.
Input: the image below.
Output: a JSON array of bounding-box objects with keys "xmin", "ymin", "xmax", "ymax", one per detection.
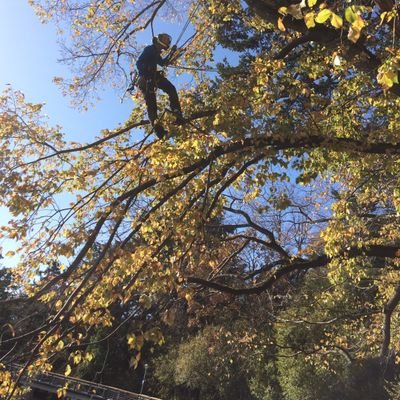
[
  {"xmin": 164, "ymin": 46, "xmax": 178, "ymax": 66},
  {"xmin": 167, "ymin": 46, "xmax": 185, "ymax": 65}
]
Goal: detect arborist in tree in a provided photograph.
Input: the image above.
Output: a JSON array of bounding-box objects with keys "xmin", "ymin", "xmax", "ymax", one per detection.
[{"xmin": 136, "ymin": 33, "xmax": 184, "ymax": 139}]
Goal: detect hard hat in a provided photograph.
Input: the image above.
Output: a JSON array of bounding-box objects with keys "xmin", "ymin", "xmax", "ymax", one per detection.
[{"xmin": 155, "ymin": 33, "xmax": 172, "ymax": 50}]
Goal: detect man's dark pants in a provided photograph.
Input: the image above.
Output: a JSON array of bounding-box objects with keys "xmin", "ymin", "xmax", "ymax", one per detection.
[{"xmin": 138, "ymin": 72, "xmax": 181, "ymax": 124}]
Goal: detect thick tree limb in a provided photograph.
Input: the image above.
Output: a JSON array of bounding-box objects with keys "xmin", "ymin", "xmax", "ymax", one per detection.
[
  {"xmin": 187, "ymin": 245, "xmax": 400, "ymax": 295},
  {"xmin": 380, "ymin": 284, "xmax": 400, "ymax": 362},
  {"xmin": 224, "ymin": 206, "xmax": 290, "ymax": 259},
  {"xmin": 244, "ymin": 0, "xmax": 307, "ymax": 33},
  {"xmin": 274, "ymin": 26, "xmax": 339, "ymax": 59},
  {"xmin": 374, "ymin": 0, "xmax": 395, "ymax": 11},
  {"xmin": 25, "ymin": 109, "xmax": 217, "ymax": 165}
]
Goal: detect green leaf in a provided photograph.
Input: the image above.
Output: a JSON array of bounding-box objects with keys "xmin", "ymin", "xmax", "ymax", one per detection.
[
  {"xmin": 345, "ymin": 6, "xmax": 357, "ymax": 24},
  {"xmin": 315, "ymin": 9, "xmax": 332, "ymax": 24}
]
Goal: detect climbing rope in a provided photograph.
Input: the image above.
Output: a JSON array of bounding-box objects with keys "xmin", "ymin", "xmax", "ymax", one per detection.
[
  {"xmin": 180, "ymin": 31, "xmax": 197, "ymax": 49},
  {"xmin": 173, "ymin": 2, "xmax": 201, "ymax": 47},
  {"xmin": 150, "ymin": 17, "xmax": 155, "ymax": 40},
  {"xmin": 168, "ymin": 64, "xmax": 219, "ymax": 73}
]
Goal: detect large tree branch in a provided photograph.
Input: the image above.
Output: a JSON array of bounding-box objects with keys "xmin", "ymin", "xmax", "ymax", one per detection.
[
  {"xmin": 244, "ymin": 0, "xmax": 400, "ymax": 96},
  {"xmin": 224, "ymin": 206, "xmax": 290, "ymax": 259},
  {"xmin": 187, "ymin": 244, "xmax": 400, "ymax": 295},
  {"xmin": 245, "ymin": 133, "xmax": 400, "ymax": 155},
  {"xmin": 380, "ymin": 284, "xmax": 400, "ymax": 362},
  {"xmin": 24, "ymin": 109, "xmax": 217, "ymax": 166},
  {"xmin": 244, "ymin": 0, "xmax": 308, "ymax": 33}
]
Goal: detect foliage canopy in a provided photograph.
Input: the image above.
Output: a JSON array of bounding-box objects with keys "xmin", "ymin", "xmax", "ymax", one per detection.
[{"xmin": 2, "ymin": 0, "xmax": 400, "ymax": 398}]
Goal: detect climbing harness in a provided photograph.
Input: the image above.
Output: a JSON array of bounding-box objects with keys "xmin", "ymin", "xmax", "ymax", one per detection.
[{"xmin": 127, "ymin": 71, "xmax": 139, "ymax": 94}]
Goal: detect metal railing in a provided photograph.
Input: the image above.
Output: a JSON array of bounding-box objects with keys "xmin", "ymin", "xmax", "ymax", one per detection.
[{"xmin": 9, "ymin": 364, "xmax": 161, "ymax": 400}]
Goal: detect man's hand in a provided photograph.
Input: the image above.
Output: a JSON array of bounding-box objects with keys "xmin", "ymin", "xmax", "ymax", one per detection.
[{"xmin": 167, "ymin": 47, "xmax": 185, "ymax": 65}]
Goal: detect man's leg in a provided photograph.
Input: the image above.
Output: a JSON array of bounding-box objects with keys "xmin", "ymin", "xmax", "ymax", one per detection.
[
  {"xmin": 157, "ymin": 77, "xmax": 184, "ymax": 124},
  {"xmin": 139, "ymin": 77, "xmax": 158, "ymax": 122},
  {"xmin": 139, "ymin": 77, "xmax": 166, "ymax": 139}
]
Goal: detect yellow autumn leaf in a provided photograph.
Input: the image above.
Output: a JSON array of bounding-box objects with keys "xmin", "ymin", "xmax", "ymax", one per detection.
[
  {"xmin": 127, "ymin": 333, "xmax": 136, "ymax": 346},
  {"xmin": 64, "ymin": 365, "xmax": 71, "ymax": 377},
  {"xmin": 353, "ymin": 15, "xmax": 366, "ymax": 30},
  {"xmin": 347, "ymin": 14, "xmax": 365, "ymax": 43},
  {"xmin": 55, "ymin": 300, "xmax": 63, "ymax": 309},
  {"xmin": 278, "ymin": 6, "xmax": 287, "ymax": 15},
  {"xmin": 380, "ymin": 11, "xmax": 388, "ymax": 25},
  {"xmin": 330, "ymin": 13, "xmax": 343, "ymax": 29},
  {"xmin": 377, "ymin": 70, "xmax": 398, "ymax": 89},
  {"xmin": 57, "ymin": 387, "xmax": 65, "ymax": 398},
  {"xmin": 139, "ymin": 294, "xmax": 152, "ymax": 309},
  {"xmin": 347, "ymin": 26, "xmax": 361, "ymax": 43},
  {"xmin": 304, "ymin": 12, "xmax": 316, "ymax": 28},
  {"xmin": 56, "ymin": 340, "xmax": 64, "ymax": 351},
  {"xmin": 129, "ymin": 352, "xmax": 141, "ymax": 369},
  {"xmin": 73, "ymin": 352, "xmax": 82, "ymax": 364},
  {"xmin": 277, "ymin": 17, "xmax": 286, "ymax": 31}
]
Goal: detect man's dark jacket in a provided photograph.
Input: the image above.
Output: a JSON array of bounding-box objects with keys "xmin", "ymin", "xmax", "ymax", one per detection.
[{"xmin": 136, "ymin": 44, "xmax": 168, "ymax": 79}]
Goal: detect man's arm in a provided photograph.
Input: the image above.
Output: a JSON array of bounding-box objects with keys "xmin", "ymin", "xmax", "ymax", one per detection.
[{"xmin": 160, "ymin": 45, "xmax": 178, "ymax": 66}]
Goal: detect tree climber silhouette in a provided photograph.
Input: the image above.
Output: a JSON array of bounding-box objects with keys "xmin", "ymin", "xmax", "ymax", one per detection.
[{"xmin": 136, "ymin": 33, "xmax": 184, "ymax": 139}]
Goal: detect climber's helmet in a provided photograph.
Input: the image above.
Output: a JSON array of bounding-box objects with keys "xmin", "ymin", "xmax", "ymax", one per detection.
[{"xmin": 154, "ymin": 33, "xmax": 172, "ymax": 50}]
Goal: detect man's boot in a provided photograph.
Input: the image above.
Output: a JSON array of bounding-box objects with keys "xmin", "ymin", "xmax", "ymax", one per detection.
[
  {"xmin": 153, "ymin": 123, "xmax": 167, "ymax": 139},
  {"xmin": 171, "ymin": 109, "xmax": 185, "ymax": 125}
]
